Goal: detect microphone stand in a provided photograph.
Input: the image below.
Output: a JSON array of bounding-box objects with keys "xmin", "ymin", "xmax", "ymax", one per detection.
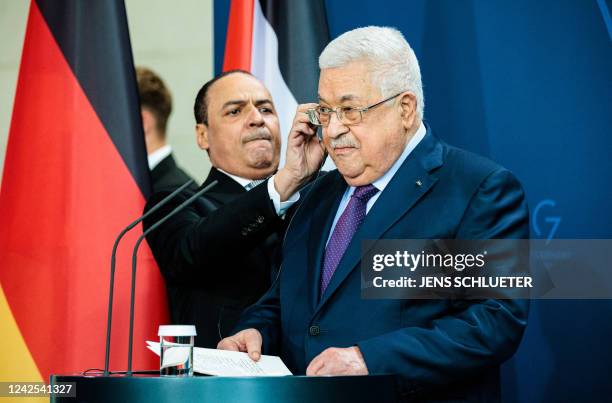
[
  {"xmin": 126, "ymin": 180, "xmax": 218, "ymax": 375},
  {"xmin": 103, "ymin": 180, "xmax": 194, "ymax": 376}
]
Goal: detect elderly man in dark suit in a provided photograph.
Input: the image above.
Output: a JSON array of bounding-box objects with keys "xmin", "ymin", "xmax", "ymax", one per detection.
[
  {"xmin": 144, "ymin": 70, "xmax": 323, "ymax": 348},
  {"xmin": 219, "ymin": 27, "xmax": 529, "ymax": 401}
]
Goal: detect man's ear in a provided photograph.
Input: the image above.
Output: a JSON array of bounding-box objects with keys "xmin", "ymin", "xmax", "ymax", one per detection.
[
  {"xmin": 195, "ymin": 123, "xmax": 209, "ymax": 151},
  {"xmin": 141, "ymin": 109, "xmax": 155, "ymax": 136},
  {"xmin": 399, "ymin": 92, "xmax": 417, "ymax": 130}
]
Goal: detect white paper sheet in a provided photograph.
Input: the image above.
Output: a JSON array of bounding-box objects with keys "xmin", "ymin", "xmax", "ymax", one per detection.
[{"xmin": 146, "ymin": 341, "xmax": 292, "ymax": 376}]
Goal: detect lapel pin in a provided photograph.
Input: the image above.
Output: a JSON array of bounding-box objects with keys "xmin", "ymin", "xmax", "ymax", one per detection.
[{"xmin": 415, "ymin": 180, "xmax": 422, "ymax": 187}]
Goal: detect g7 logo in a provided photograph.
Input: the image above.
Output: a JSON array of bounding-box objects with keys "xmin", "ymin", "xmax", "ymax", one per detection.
[{"xmin": 533, "ymin": 199, "xmax": 561, "ymax": 243}]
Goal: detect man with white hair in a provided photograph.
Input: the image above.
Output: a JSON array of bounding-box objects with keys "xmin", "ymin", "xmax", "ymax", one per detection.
[{"xmin": 219, "ymin": 27, "xmax": 528, "ymax": 400}]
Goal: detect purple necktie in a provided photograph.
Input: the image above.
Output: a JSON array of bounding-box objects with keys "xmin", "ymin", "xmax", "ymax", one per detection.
[{"xmin": 320, "ymin": 184, "xmax": 379, "ymax": 296}]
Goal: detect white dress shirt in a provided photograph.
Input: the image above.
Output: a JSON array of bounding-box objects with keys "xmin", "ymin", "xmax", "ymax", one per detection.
[
  {"xmin": 217, "ymin": 168, "xmax": 299, "ymax": 216},
  {"xmin": 147, "ymin": 144, "xmax": 172, "ymax": 170}
]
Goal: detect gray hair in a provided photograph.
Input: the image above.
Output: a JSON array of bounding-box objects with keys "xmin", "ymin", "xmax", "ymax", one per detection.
[{"xmin": 319, "ymin": 26, "xmax": 424, "ymax": 119}]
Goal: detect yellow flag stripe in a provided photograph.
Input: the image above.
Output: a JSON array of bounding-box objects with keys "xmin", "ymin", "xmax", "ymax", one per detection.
[
  {"xmin": 0, "ymin": 285, "xmax": 48, "ymax": 402},
  {"xmin": 0, "ymin": 285, "xmax": 42, "ymax": 381}
]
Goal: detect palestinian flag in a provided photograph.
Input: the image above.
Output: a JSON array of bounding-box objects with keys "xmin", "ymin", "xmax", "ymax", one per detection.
[
  {"xmin": 223, "ymin": 0, "xmax": 331, "ymax": 168},
  {"xmin": 0, "ymin": 0, "xmax": 168, "ymax": 383}
]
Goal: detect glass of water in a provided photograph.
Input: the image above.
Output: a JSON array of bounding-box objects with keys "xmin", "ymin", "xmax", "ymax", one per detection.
[{"xmin": 158, "ymin": 325, "xmax": 196, "ymax": 376}]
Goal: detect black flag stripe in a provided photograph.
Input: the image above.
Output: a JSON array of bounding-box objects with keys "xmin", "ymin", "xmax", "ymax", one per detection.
[
  {"xmin": 259, "ymin": 0, "xmax": 330, "ymax": 103},
  {"xmin": 36, "ymin": 0, "xmax": 151, "ymax": 197}
]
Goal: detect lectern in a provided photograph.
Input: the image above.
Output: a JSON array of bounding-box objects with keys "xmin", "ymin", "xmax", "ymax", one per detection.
[{"xmin": 50, "ymin": 374, "xmax": 399, "ymax": 402}]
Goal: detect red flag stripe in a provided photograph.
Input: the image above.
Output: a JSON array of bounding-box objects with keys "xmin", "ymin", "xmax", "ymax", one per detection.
[{"xmin": 223, "ymin": 0, "xmax": 254, "ymax": 71}]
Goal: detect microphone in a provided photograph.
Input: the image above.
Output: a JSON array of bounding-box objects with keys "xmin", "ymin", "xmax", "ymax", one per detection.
[
  {"xmin": 103, "ymin": 179, "xmax": 195, "ymax": 376},
  {"xmin": 126, "ymin": 180, "xmax": 218, "ymax": 375}
]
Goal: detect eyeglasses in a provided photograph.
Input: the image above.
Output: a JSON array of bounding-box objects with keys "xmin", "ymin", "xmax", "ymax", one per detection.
[{"xmin": 307, "ymin": 92, "xmax": 405, "ymax": 127}]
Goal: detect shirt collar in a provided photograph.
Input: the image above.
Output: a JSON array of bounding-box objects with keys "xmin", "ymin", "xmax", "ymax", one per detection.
[
  {"xmin": 217, "ymin": 168, "xmax": 257, "ymax": 190},
  {"xmin": 147, "ymin": 144, "xmax": 172, "ymax": 170}
]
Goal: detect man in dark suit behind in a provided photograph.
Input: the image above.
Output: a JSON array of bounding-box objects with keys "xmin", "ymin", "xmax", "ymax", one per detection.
[
  {"xmin": 219, "ymin": 27, "xmax": 529, "ymax": 401},
  {"xmin": 143, "ymin": 70, "xmax": 323, "ymax": 347},
  {"xmin": 136, "ymin": 66, "xmax": 195, "ymax": 192}
]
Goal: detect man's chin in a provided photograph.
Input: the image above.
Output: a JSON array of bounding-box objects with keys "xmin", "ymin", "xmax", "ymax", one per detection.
[
  {"xmin": 336, "ymin": 164, "xmax": 371, "ymax": 186},
  {"xmin": 248, "ymin": 156, "xmax": 279, "ymax": 174}
]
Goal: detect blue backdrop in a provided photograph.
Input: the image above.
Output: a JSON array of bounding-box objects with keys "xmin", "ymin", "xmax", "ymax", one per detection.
[{"xmin": 215, "ymin": 1, "xmax": 612, "ymax": 400}]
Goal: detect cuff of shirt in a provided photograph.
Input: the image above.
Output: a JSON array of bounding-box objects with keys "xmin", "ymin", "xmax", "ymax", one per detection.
[{"xmin": 267, "ymin": 176, "xmax": 299, "ymax": 216}]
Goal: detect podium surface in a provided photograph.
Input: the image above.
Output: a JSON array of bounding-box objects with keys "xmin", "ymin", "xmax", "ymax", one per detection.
[{"xmin": 50, "ymin": 374, "xmax": 399, "ymax": 402}]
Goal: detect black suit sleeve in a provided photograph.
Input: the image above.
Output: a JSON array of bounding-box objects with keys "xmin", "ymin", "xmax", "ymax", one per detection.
[{"xmin": 143, "ymin": 182, "xmax": 284, "ymax": 284}]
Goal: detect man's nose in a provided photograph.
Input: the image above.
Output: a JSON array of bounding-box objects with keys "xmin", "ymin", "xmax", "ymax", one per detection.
[
  {"xmin": 247, "ymin": 106, "xmax": 265, "ymax": 127},
  {"xmin": 324, "ymin": 111, "xmax": 348, "ymax": 139}
]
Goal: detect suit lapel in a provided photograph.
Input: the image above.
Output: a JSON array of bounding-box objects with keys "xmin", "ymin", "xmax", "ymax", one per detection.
[
  {"xmin": 315, "ymin": 130, "xmax": 444, "ymax": 313},
  {"xmin": 306, "ymin": 171, "xmax": 347, "ymax": 311},
  {"xmin": 202, "ymin": 168, "xmax": 247, "ymax": 204}
]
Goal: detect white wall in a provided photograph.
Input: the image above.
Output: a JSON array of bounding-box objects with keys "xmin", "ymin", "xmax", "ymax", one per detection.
[
  {"xmin": 0, "ymin": 0, "xmax": 214, "ymax": 184},
  {"xmin": 0, "ymin": 1, "xmax": 29, "ymax": 183}
]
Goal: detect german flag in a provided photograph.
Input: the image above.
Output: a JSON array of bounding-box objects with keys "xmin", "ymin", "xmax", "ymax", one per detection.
[{"xmin": 0, "ymin": 0, "xmax": 168, "ymax": 384}]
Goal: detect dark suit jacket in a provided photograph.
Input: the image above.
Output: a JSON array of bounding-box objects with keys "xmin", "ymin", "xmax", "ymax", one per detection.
[
  {"xmin": 144, "ymin": 167, "xmax": 286, "ymax": 347},
  {"xmin": 235, "ymin": 128, "xmax": 529, "ymax": 401},
  {"xmin": 150, "ymin": 153, "xmax": 195, "ymax": 193}
]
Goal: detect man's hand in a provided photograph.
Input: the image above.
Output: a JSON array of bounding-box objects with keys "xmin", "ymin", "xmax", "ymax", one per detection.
[
  {"xmin": 306, "ymin": 346, "xmax": 369, "ymax": 376},
  {"xmin": 217, "ymin": 328, "xmax": 263, "ymax": 361},
  {"xmin": 275, "ymin": 103, "xmax": 326, "ymax": 201}
]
